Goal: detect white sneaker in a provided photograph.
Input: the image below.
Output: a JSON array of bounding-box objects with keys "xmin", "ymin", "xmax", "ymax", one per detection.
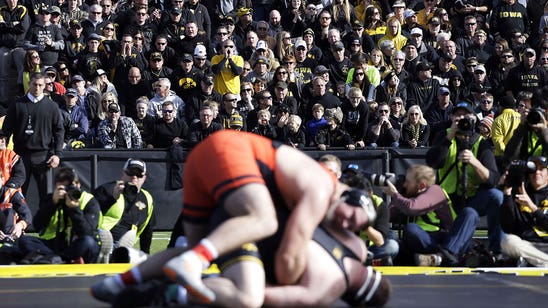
[
  {"xmin": 163, "ymin": 252, "xmax": 215, "ymax": 304},
  {"xmin": 90, "ymin": 276, "xmax": 124, "ymax": 303},
  {"xmin": 414, "ymin": 253, "xmax": 442, "ymax": 267}
]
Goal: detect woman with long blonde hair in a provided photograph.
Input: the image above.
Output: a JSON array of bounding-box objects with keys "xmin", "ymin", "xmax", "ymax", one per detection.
[
  {"xmin": 325, "ymin": 0, "xmax": 356, "ymax": 34},
  {"xmin": 400, "ymin": 104, "xmax": 430, "ymax": 148}
]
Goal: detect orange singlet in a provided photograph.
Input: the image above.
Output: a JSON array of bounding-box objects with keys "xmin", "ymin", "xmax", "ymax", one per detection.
[{"xmin": 182, "ymin": 130, "xmax": 281, "ymax": 224}]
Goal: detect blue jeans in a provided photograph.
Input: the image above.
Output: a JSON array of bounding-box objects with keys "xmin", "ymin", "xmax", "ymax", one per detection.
[
  {"xmin": 18, "ymin": 235, "xmax": 100, "ymax": 263},
  {"xmin": 368, "ymin": 230, "xmax": 400, "ymax": 259},
  {"xmin": 466, "ymin": 188, "xmax": 504, "ymax": 253},
  {"xmin": 402, "ymin": 207, "xmax": 479, "ymax": 256}
]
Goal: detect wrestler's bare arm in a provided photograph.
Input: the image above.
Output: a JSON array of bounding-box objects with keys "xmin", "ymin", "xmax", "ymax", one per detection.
[{"xmin": 273, "ymin": 146, "xmax": 337, "ymax": 285}]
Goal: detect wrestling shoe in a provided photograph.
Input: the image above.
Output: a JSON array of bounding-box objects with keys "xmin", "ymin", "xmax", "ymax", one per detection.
[
  {"xmin": 414, "ymin": 253, "xmax": 442, "ymax": 267},
  {"xmin": 90, "ymin": 276, "xmax": 124, "ymax": 303},
  {"xmin": 163, "ymin": 252, "xmax": 216, "ymax": 304},
  {"xmin": 112, "ymin": 279, "xmax": 176, "ymax": 308}
]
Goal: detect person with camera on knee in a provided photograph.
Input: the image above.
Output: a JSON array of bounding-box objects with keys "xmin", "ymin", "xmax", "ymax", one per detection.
[
  {"xmin": 93, "ymin": 158, "xmax": 155, "ymax": 263},
  {"xmin": 501, "ymin": 156, "xmax": 548, "ymax": 267},
  {"xmin": 426, "ymin": 101, "xmax": 504, "ymax": 257},
  {"xmin": 18, "ymin": 167, "xmax": 101, "ymax": 264}
]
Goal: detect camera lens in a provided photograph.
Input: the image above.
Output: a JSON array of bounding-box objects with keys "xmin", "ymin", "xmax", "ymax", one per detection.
[
  {"xmin": 527, "ymin": 109, "xmax": 543, "ymax": 125},
  {"xmin": 66, "ymin": 185, "xmax": 82, "ymax": 200}
]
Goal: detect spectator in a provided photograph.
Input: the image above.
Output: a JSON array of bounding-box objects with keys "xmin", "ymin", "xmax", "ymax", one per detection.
[
  {"xmin": 97, "ymin": 102, "xmax": 142, "ymax": 149},
  {"xmin": 378, "ymin": 16, "xmax": 407, "ymax": 51},
  {"xmin": 293, "ymin": 39, "xmax": 316, "ymax": 84},
  {"xmin": 425, "ymin": 87, "xmax": 454, "ymax": 143},
  {"xmin": 183, "ymin": 0, "xmax": 211, "ymax": 38},
  {"xmin": 366, "ymin": 102, "xmax": 400, "ymax": 148},
  {"xmin": 400, "ymin": 105, "xmax": 430, "ymax": 148},
  {"xmin": 148, "ymin": 101, "xmax": 188, "ymax": 149},
  {"xmin": 124, "ymin": 5, "xmax": 158, "ymax": 52},
  {"xmin": 60, "ymin": 88, "xmax": 89, "ymax": 148},
  {"xmin": 407, "ymin": 61, "xmax": 441, "ymax": 112},
  {"xmin": 278, "ymin": 114, "xmax": 306, "ymax": 149},
  {"xmin": 76, "ymin": 33, "xmax": 108, "ymax": 81},
  {"xmin": 388, "ymin": 96, "xmax": 406, "ymax": 131},
  {"xmin": 490, "ymin": 0, "xmax": 530, "ymax": 41},
  {"xmin": 143, "ymin": 52, "xmax": 173, "ymax": 89},
  {"xmin": 340, "ymin": 87, "xmax": 369, "ymax": 147},
  {"xmin": 506, "ymin": 48, "xmax": 548, "ymax": 99},
  {"xmin": 211, "ymin": 39, "xmax": 243, "ymax": 95},
  {"xmin": 376, "ymin": 70, "xmax": 407, "ymax": 105},
  {"xmin": 18, "ymin": 167, "xmax": 100, "ymax": 263},
  {"xmin": 24, "ymin": 6, "xmax": 65, "ymax": 67},
  {"xmin": 133, "ymin": 97, "xmax": 155, "ymax": 148},
  {"xmin": 179, "ymin": 21, "xmax": 210, "ymax": 56},
  {"xmin": 187, "ymin": 105, "xmax": 224, "ymax": 147},
  {"xmin": 250, "ymin": 109, "xmax": 277, "ymax": 139},
  {"xmin": 21, "ymin": 50, "xmax": 41, "ymax": 93},
  {"xmin": 148, "ymin": 78, "xmax": 184, "ymax": 119},
  {"xmin": 108, "ymin": 33, "xmax": 147, "ymax": 88},
  {"xmin": 81, "ymin": 4, "xmax": 107, "ymax": 39},
  {"xmin": 89, "ymin": 69, "xmax": 117, "ymax": 97},
  {"xmin": 170, "ymin": 53, "xmax": 203, "ymax": 103},
  {"xmin": 117, "ymin": 67, "xmax": 151, "ymax": 119},
  {"xmin": 193, "ymin": 44, "xmax": 210, "ymax": 75},
  {"xmin": 0, "ymin": 0, "xmax": 30, "ymax": 104},
  {"xmin": 474, "ymin": 92, "xmax": 497, "ymax": 122},
  {"xmin": 316, "ymin": 107, "xmax": 355, "ymax": 150}
]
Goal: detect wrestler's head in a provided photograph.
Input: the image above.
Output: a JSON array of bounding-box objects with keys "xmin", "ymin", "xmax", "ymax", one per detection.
[{"xmin": 327, "ymin": 188, "xmax": 376, "ymax": 231}]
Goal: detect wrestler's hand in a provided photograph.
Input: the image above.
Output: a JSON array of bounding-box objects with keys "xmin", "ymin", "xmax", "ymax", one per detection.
[{"xmin": 47, "ymin": 155, "xmax": 60, "ymax": 168}]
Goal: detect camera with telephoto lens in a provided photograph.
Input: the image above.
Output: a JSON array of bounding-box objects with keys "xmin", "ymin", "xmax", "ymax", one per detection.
[
  {"xmin": 66, "ymin": 184, "xmax": 82, "ymax": 200},
  {"xmin": 526, "ymin": 107, "xmax": 545, "ymax": 125},
  {"xmin": 123, "ymin": 182, "xmax": 138, "ymax": 199},
  {"xmin": 505, "ymin": 160, "xmax": 537, "ymax": 189},
  {"xmin": 457, "ymin": 117, "xmax": 474, "ymax": 133},
  {"xmin": 365, "ymin": 172, "xmax": 405, "ymax": 187}
]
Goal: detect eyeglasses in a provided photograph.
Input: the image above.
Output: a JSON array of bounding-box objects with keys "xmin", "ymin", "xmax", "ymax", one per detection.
[
  {"xmin": 278, "ymin": 71, "xmax": 288, "ymax": 74},
  {"xmin": 474, "ymin": 71, "xmax": 485, "ymax": 75},
  {"xmin": 134, "ymin": 37, "xmax": 143, "ymax": 40},
  {"xmin": 393, "ymin": 58, "xmax": 405, "ymax": 61},
  {"xmin": 91, "ymin": 12, "xmax": 102, "ymax": 15},
  {"xmin": 284, "ymin": 62, "xmax": 295, "ymax": 65},
  {"xmin": 542, "ymin": 46, "xmax": 548, "ymax": 50},
  {"xmin": 467, "ymin": 64, "xmax": 477, "ymax": 68},
  {"xmin": 501, "ymin": 54, "xmax": 513, "ymax": 58},
  {"xmin": 258, "ymin": 27, "xmax": 267, "ymax": 30},
  {"xmin": 46, "ymin": 82, "xmax": 54, "ymax": 86},
  {"xmin": 518, "ymin": 103, "xmax": 527, "ymax": 108},
  {"xmin": 104, "ymin": 27, "xmax": 114, "ymax": 31},
  {"xmin": 242, "ymin": 88, "xmax": 252, "ymax": 92},
  {"xmin": 481, "ymin": 100, "xmax": 492, "ymax": 104},
  {"xmin": 261, "ymin": 96, "xmax": 272, "ymax": 99},
  {"xmin": 379, "ymin": 109, "xmax": 389, "ymax": 113},
  {"xmin": 243, "ymin": 68, "xmax": 251, "ymax": 71},
  {"xmin": 103, "ymin": 99, "xmax": 114, "ymax": 103},
  {"xmin": 541, "ymin": 58, "xmax": 548, "ymax": 61},
  {"xmin": 224, "ymin": 45, "xmax": 234, "ymax": 48},
  {"xmin": 296, "ymin": 47, "xmax": 306, "ymax": 51},
  {"xmin": 101, "ymin": 4, "xmax": 111, "ymax": 7},
  {"xmin": 321, "ymin": 16, "xmax": 331, "ymax": 20},
  {"xmin": 355, "ymin": 72, "xmax": 364, "ymax": 76},
  {"xmin": 162, "ymin": 109, "xmax": 174, "ymax": 113},
  {"xmin": 224, "ymin": 98, "xmax": 237, "ymax": 102},
  {"xmin": 284, "ymin": 37, "xmax": 291, "ymax": 40},
  {"xmin": 31, "ymin": 54, "xmax": 40, "ymax": 59},
  {"xmin": 392, "ymin": 101, "xmax": 403, "ymax": 105},
  {"xmin": 125, "ymin": 170, "xmax": 144, "ymax": 178},
  {"xmin": 217, "ymin": 32, "xmax": 228, "ymax": 35},
  {"xmin": 156, "ymin": 42, "xmax": 166, "ymax": 45},
  {"xmin": 465, "ymin": 23, "xmax": 476, "ymax": 26},
  {"xmin": 108, "ymin": 109, "xmax": 119, "ymax": 113},
  {"xmin": 151, "ymin": 59, "xmax": 162, "ymax": 62},
  {"xmin": 349, "ymin": 96, "xmax": 361, "ymax": 100}
]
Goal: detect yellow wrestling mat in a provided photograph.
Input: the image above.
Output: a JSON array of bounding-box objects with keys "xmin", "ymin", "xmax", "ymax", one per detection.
[{"xmin": 1, "ymin": 264, "xmax": 546, "ymax": 278}]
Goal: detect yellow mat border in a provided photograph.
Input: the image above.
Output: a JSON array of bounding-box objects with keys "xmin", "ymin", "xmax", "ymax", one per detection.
[{"xmin": 0, "ymin": 264, "xmax": 546, "ymax": 278}]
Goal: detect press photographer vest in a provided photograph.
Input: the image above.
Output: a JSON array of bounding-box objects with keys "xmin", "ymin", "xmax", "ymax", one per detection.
[
  {"xmin": 100, "ymin": 189, "xmax": 153, "ymax": 238},
  {"xmin": 438, "ymin": 135, "xmax": 483, "ymax": 198},
  {"xmin": 411, "ymin": 188, "xmax": 457, "ymax": 232},
  {"xmin": 39, "ymin": 191, "xmax": 95, "ymax": 241}
]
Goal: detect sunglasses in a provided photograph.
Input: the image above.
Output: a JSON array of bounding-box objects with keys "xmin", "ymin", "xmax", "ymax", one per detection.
[
  {"xmin": 261, "ymin": 96, "xmax": 272, "ymax": 99},
  {"xmin": 162, "ymin": 109, "xmax": 174, "ymax": 113},
  {"xmin": 224, "ymin": 98, "xmax": 237, "ymax": 102},
  {"xmin": 125, "ymin": 170, "xmax": 144, "ymax": 178},
  {"xmin": 242, "ymin": 88, "xmax": 252, "ymax": 92},
  {"xmin": 104, "ymin": 27, "xmax": 114, "ymax": 31},
  {"xmin": 379, "ymin": 109, "xmax": 389, "ymax": 113},
  {"xmin": 224, "ymin": 45, "xmax": 234, "ymax": 48}
]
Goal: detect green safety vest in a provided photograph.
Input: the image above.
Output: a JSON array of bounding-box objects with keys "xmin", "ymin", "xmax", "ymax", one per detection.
[
  {"xmin": 100, "ymin": 189, "xmax": 153, "ymax": 238},
  {"xmin": 410, "ymin": 188, "xmax": 457, "ymax": 232},
  {"xmin": 39, "ymin": 191, "xmax": 95, "ymax": 240},
  {"xmin": 527, "ymin": 131, "xmax": 543, "ymax": 158},
  {"xmin": 438, "ymin": 135, "xmax": 483, "ymax": 198}
]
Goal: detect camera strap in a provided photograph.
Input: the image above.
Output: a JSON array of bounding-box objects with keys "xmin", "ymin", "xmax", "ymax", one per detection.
[{"xmin": 438, "ymin": 161, "xmax": 457, "ymax": 186}]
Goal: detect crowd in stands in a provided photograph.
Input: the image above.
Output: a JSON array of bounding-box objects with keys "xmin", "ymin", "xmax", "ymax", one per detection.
[
  {"xmin": 2, "ymin": 0, "xmax": 548, "ymax": 267},
  {"xmin": 2, "ymin": 0, "xmax": 548, "ymax": 150}
]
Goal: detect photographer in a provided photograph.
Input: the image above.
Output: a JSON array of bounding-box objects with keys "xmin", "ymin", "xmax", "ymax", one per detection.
[
  {"xmin": 501, "ymin": 156, "xmax": 548, "ymax": 267},
  {"xmin": 18, "ymin": 167, "xmax": 100, "ymax": 263},
  {"xmin": 426, "ymin": 101, "xmax": 504, "ymax": 255},
  {"xmin": 93, "ymin": 159, "xmax": 154, "ymax": 260},
  {"xmin": 384, "ymin": 164, "xmax": 479, "ymax": 266},
  {"xmin": 503, "ymin": 96, "xmax": 548, "ymax": 166}
]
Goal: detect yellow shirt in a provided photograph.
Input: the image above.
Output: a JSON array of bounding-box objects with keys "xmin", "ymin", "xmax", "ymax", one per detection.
[{"xmin": 211, "ymin": 54, "xmax": 244, "ymax": 95}]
